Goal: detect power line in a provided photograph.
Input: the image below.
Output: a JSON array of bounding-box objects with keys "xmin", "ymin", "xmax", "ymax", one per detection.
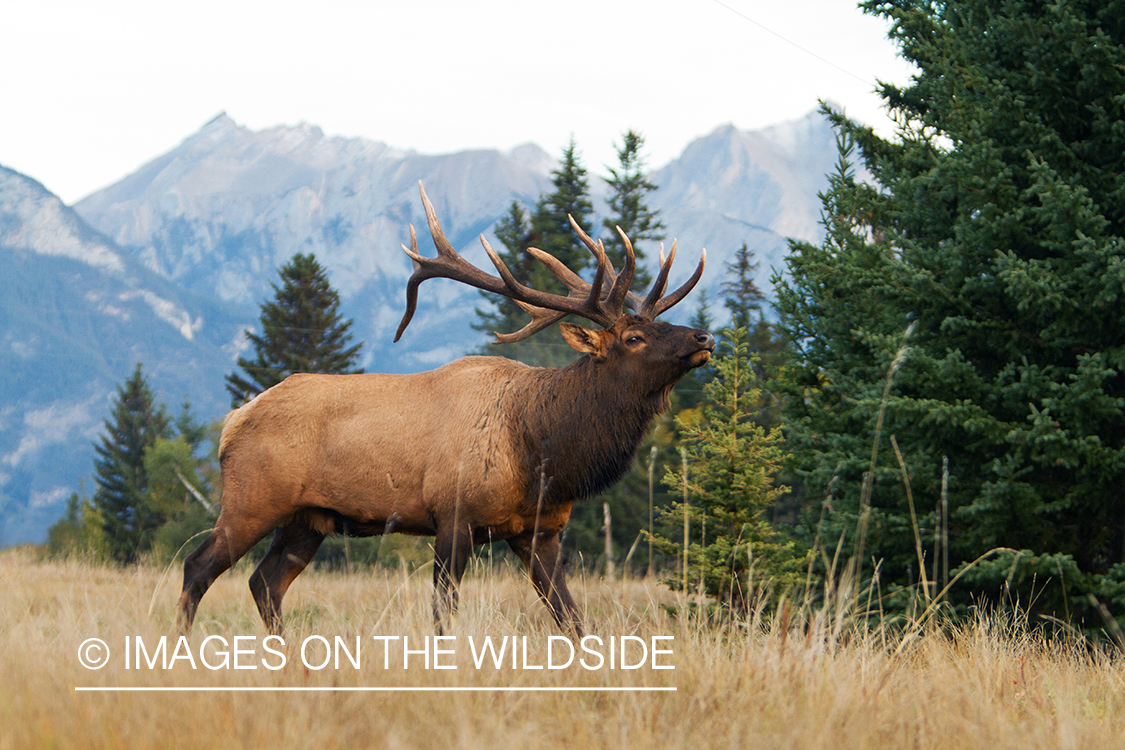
[{"xmin": 709, "ymin": 0, "xmax": 875, "ymax": 87}]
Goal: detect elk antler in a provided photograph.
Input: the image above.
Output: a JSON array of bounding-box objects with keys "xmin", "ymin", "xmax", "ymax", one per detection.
[{"xmin": 394, "ymin": 182, "xmax": 706, "ymax": 343}]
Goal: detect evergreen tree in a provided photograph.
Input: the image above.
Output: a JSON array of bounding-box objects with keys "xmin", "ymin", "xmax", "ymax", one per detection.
[
  {"xmin": 226, "ymin": 253, "xmax": 363, "ymax": 406},
  {"xmin": 721, "ymin": 243, "xmax": 765, "ymax": 333},
  {"xmin": 673, "ymin": 289, "xmax": 717, "ymax": 414},
  {"xmin": 472, "ymin": 201, "xmax": 540, "ymax": 361},
  {"xmin": 92, "ymin": 363, "xmax": 171, "ymax": 563},
  {"xmin": 690, "ymin": 288, "xmax": 716, "ymax": 334},
  {"xmin": 498, "ymin": 139, "xmax": 596, "ymax": 368},
  {"xmin": 46, "ymin": 492, "xmax": 107, "ymax": 560},
  {"xmin": 602, "ymin": 130, "xmax": 664, "ymax": 289},
  {"xmin": 719, "ymin": 243, "xmax": 787, "ymax": 428},
  {"xmin": 775, "ymin": 1, "xmax": 1125, "ymax": 619},
  {"xmin": 531, "ymin": 137, "xmax": 595, "ymax": 289},
  {"xmin": 144, "ymin": 427, "xmax": 219, "ymax": 563},
  {"xmin": 654, "ymin": 327, "xmax": 805, "ymax": 611},
  {"xmin": 174, "ymin": 397, "xmax": 208, "ymax": 451}
]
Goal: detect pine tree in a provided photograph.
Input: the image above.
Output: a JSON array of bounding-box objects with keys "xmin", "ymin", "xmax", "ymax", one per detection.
[
  {"xmin": 92, "ymin": 363, "xmax": 171, "ymax": 563},
  {"xmin": 602, "ymin": 130, "xmax": 664, "ymax": 289},
  {"xmin": 654, "ymin": 327, "xmax": 805, "ymax": 611},
  {"xmin": 226, "ymin": 253, "xmax": 363, "ymax": 406},
  {"xmin": 775, "ymin": 1, "xmax": 1125, "ymax": 619}
]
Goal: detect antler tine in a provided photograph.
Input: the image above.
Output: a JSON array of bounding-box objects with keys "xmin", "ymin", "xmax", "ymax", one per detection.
[
  {"xmin": 567, "ymin": 215, "xmax": 636, "ymax": 316},
  {"xmin": 639, "ymin": 239, "xmax": 676, "ymax": 317},
  {"xmin": 394, "ymin": 225, "xmax": 424, "ymax": 342},
  {"xmin": 492, "ymin": 300, "xmax": 567, "ymax": 344},
  {"xmin": 523, "ymin": 246, "xmax": 592, "ymax": 298},
  {"xmin": 608, "ymin": 225, "xmax": 637, "ymax": 314},
  {"xmin": 567, "ymin": 214, "xmax": 613, "ymax": 273},
  {"xmin": 394, "ymin": 185, "xmax": 516, "ymax": 342},
  {"xmin": 519, "ymin": 241, "xmax": 612, "ymax": 326},
  {"xmin": 647, "ymin": 245, "xmax": 707, "ymax": 319}
]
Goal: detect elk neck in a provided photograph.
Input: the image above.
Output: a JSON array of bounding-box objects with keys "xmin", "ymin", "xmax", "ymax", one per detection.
[{"xmin": 513, "ymin": 353, "xmax": 668, "ymax": 507}]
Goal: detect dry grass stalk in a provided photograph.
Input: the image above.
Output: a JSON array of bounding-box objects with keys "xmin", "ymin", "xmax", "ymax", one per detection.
[{"xmin": 5, "ymin": 547, "xmax": 1125, "ymax": 749}]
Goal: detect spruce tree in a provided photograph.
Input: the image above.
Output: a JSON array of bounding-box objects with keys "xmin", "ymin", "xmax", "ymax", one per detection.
[
  {"xmin": 531, "ymin": 137, "xmax": 595, "ymax": 291},
  {"xmin": 720, "ymin": 242, "xmax": 787, "ymax": 386},
  {"xmin": 602, "ymin": 130, "xmax": 664, "ymax": 289},
  {"xmin": 46, "ymin": 492, "xmax": 107, "ymax": 560},
  {"xmin": 775, "ymin": 1, "xmax": 1125, "ymax": 619},
  {"xmin": 92, "ymin": 363, "xmax": 171, "ymax": 563},
  {"xmin": 672, "ymin": 289, "xmax": 717, "ymax": 414},
  {"xmin": 226, "ymin": 253, "xmax": 363, "ymax": 406},
  {"xmin": 655, "ymin": 327, "xmax": 804, "ymax": 611},
  {"xmin": 472, "ymin": 201, "xmax": 540, "ymax": 360},
  {"xmin": 721, "ymin": 243, "xmax": 765, "ymax": 333},
  {"xmin": 496, "ymin": 139, "xmax": 595, "ymax": 368}
]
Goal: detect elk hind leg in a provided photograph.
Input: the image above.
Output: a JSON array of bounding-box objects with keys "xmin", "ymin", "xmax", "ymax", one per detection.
[
  {"xmin": 249, "ymin": 522, "xmax": 325, "ymax": 636},
  {"xmin": 508, "ymin": 530, "xmax": 583, "ymax": 636},
  {"xmin": 432, "ymin": 523, "xmax": 473, "ymax": 634},
  {"xmin": 178, "ymin": 522, "xmax": 264, "ymax": 635}
]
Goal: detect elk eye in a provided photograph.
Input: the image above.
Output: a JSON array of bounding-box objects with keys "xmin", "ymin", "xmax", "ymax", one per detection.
[{"xmin": 625, "ymin": 335, "xmax": 644, "ymax": 346}]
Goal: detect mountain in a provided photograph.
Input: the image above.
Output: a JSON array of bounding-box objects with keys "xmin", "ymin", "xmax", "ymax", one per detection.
[
  {"xmin": 74, "ymin": 113, "xmax": 557, "ymax": 372},
  {"xmin": 648, "ymin": 114, "xmax": 837, "ymax": 305},
  {"xmin": 0, "ymin": 165, "xmax": 250, "ymax": 544},
  {"xmin": 2, "ymin": 108, "xmax": 838, "ymax": 544}
]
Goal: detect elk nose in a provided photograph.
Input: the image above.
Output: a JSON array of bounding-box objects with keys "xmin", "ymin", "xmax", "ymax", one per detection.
[{"xmin": 695, "ymin": 332, "xmax": 716, "ymax": 350}]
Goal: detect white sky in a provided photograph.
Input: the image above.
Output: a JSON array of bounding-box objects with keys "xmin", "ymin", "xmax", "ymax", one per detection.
[{"xmin": 0, "ymin": 0, "xmax": 915, "ymax": 205}]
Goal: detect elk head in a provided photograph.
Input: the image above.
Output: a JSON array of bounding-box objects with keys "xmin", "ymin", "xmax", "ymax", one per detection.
[{"xmin": 394, "ymin": 182, "xmax": 711, "ymax": 369}]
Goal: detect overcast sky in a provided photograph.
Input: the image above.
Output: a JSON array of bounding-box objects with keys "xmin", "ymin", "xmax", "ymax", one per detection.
[{"xmin": 1, "ymin": 0, "xmax": 916, "ymax": 205}]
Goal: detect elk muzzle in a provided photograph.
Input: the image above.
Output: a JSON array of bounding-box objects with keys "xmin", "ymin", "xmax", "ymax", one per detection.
[{"xmin": 688, "ymin": 331, "xmax": 716, "ymax": 368}]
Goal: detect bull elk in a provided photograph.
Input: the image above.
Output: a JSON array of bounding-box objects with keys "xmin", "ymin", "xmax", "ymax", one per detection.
[{"xmin": 177, "ymin": 183, "xmax": 713, "ymax": 636}]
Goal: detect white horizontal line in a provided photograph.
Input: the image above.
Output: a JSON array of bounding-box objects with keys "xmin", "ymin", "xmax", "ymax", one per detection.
[{"xmin": 75, "ymin": 686, "xmax": 676, "ymax": 693}]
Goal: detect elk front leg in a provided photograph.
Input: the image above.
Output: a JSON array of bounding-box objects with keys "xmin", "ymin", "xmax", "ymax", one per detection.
[
  {"xmin": 249, "ymin": 522, "xmax": 325, "ymax": 636},
  {"xmin": 508, "ymin": 529, "xmax": 583, "ymax": 636},
  {"xmin": 432, "ymin": 522, "xmax": 473, "ymax": 634}
]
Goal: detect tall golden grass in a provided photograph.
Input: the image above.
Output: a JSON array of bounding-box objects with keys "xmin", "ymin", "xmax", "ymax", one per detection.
[{"xmin": 2, "ymin": 546, "xmax": 1124, "ymax": 750}]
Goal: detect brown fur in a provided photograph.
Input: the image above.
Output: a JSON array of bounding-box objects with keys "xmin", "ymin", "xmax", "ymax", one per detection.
[{"xmin": 178, "ymin": 316, "xmax": 713, "ymax": 637}]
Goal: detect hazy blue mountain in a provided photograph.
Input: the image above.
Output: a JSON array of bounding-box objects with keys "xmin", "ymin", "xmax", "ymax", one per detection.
[
  {"xmin": 2, "ymin": 108, "xmax": 837, "ymax": 544},
  {"xmin": 75, "ymin": 113, "xmax": 557, "ymax": 372},
  {"xmin": 0, "ymin": 165, "xmax": 250, "ymax": 544},
  {"xmin": 647, "ymin": 112, "xmax": 837, "ymax": 309}
]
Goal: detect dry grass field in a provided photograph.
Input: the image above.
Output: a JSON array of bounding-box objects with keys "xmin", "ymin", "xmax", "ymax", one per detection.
[{"xmin": 2, "ymin": 546, "xmax": 1125, "ymax": 750}]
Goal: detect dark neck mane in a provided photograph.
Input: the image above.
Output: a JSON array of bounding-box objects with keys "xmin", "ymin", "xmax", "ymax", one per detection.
[{"xmin": 513, "ymin": 356, "xmax": 666, "ymax": 507}]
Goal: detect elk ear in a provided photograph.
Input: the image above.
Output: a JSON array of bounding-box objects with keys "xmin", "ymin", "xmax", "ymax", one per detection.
[{"xmin": 560, "ymin": 322, "xmax": 611, "ymax": 358}]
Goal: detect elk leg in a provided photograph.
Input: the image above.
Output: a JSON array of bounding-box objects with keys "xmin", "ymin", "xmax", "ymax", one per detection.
[
  {"xmin": 249, "ymin": 522, "xmax": 325, "ymax": 636},
  {"xmin": 432, "ymin": 523, "xmax": 473, "ymax": 633},
  {"xmin": 508, "ymin": 530, "xmax": 583, "ymax": 636},
  {"xmin": 177, "ymin": 522, "xmax": 264, "ymax": 635}
]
